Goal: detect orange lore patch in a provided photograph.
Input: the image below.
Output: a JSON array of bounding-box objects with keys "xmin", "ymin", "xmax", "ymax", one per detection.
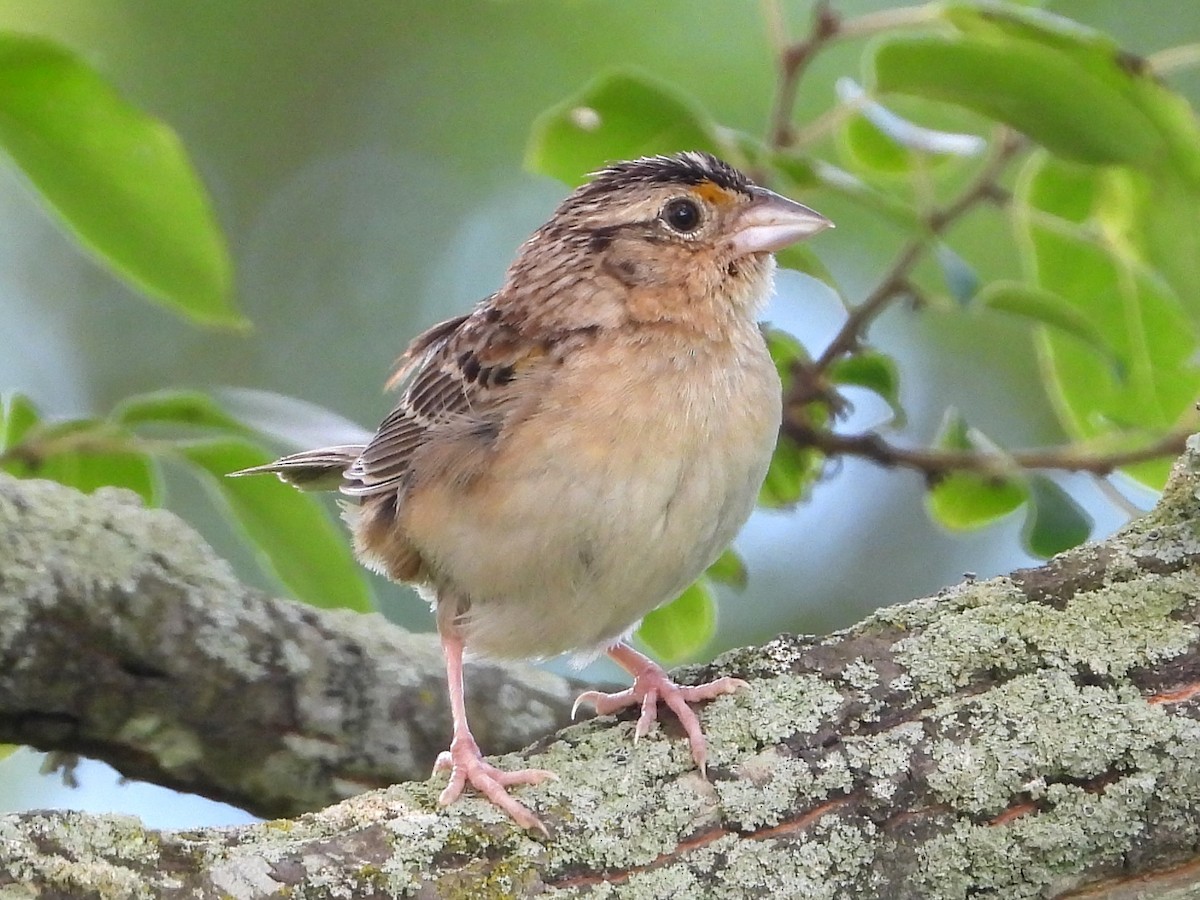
[{"xmin": 692, "ymin": 180, "xmax": 737, "ymax": 206}]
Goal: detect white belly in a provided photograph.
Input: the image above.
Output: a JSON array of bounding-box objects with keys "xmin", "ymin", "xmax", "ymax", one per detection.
[{"xmin": 410, "ymin": 335, "xmax": 781, "ymax": 660}]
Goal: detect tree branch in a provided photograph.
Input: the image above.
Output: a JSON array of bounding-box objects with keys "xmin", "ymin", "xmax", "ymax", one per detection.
[
  {"xmin": 0, "ymin": 474, "xmax": 582, "ymax": 818},
  {"xmin": 7, "ymin": 436, "xmax": 1200, "ymax": 896},
  {"xmin": 787, "ymin": 422, "xmax": 1194, "ymax": 481}
]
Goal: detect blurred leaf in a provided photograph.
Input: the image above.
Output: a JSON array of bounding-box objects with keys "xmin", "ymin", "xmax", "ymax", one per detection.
[
  {"xmin": 706, "ymin": 547, "xmax": 747, "ymax": 590},
  {"xmin": 32, "ymin": 445, "xmax": 158, "ymax": 504},
  {"xmin": 1, "ymin": 410, "xmax": 159, "ymax": 504},
  {"xmin": 763, "ymin": 325, "xmax": 810, "ymax": 377},
  {"xmin": 759, "ymin": 435, "xmax": 820, "ymax": 509},
  {"xmin": 0, "ymin": 745, "xmax": 15, "ymax": 761},
  {"xmin": 1135, "ymin": 170, "xmax": 1200, "ymax": 326},
  {"xmin": 873, "ymin": 34, "xmax": 1161, "ymax": 166},
  {"xmin": 934, "ymin": 408, "xmax": 971, "ymax": 451},
  {"xmin": 775, "ymin": 242, "xmax": 836, "ymax": 285},
  {"xmin": 0, "ymin": 34, "xmax": 237, "ymax": 326},
  {"xmin": 927, "ymin": 470, "xmax": 1028, "ymax": 531},
  {"xmin": 114, "ymin": 389, "xmax": 247, "ymax": 434},
  {"xmin": 837, "ymin": 77, "xmax": 984, "ymax": 174},
  {"xmin": 214, "ymin": 387, "xmax": 372, "ymax": 450},
  {"xmin": 1021, "ymin": 474, "xmax": 1093, "ymax": 557},
  {"xmin": 829, "ymin": 351, "xmax": 903, "ymax": 421},
  {"xmin": 771, "ymin": 151, "xmax": 820, "ymax": 190},
  {"xmin": 760, "ymin": 327, "xmax": 824, "ymax": 507},
  {"xmin": 180, "ymin": 438, "xmax": 372, "ymax": 613},
  {"xmin": 809, "ymin": 160, "xmax": 923, "ymax": 228},
  {"xmin": 935, "ymin": 243, "xmax": 980, "ymax": 305},
  {"xmin": 943, "ymin": 2, "xmax": 1116, "ymax": 51},
  {"xmin": 942, "ymin": 1, "xmax": 1200, "ymax": 183},
  {"xmin": 843, "ymin": 113, "xmax": 914, "ymax": 174},
  {"xmin": 926, "ymin": 411, "xmax": 1028, "ymax": 530},
  {"xmin": 526, "ymin": 69, "xmax": 725, "ymax": 186},
  {"xmin": 637, "ymin": 578, "xmax": 716, "ymax": 663},
  {"xmin": 975, "ymin": 280, "xmax": 1113, "ymax": 357},
  {"xmin": 1, "ymin": 391, "xmax": 39, "ymax": 450},
  {"xmin": 1016, "ymin": 154, "xmax": 1200, "ymax": 489}
]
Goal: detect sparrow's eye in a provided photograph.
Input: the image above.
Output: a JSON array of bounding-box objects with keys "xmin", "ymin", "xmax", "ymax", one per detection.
[{"xmin": 662, "ymin": 197, "xmax": 702, "ymax": 234}]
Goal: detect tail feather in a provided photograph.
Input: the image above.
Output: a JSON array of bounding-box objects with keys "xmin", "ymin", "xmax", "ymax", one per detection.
[{"xmin": 230, "ymin": 445, "xmax": 366, "ymax": 492}]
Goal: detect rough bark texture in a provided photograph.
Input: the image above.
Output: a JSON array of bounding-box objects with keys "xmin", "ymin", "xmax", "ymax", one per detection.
[
  {"xmin": 5, "ymin": 435, "xmax": 1200, "ymax": 897},
  {"xmin": 0, "ymin": 475, "xmax": 579, "ymax": 818}
]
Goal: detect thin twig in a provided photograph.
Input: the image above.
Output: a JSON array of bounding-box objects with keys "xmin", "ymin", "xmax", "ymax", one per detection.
[
  {"xmin": 811, "ymin": 131, "xmax": 1022, "ymax": 372},
  {"xmin": 787, "ymin": 423, "xmax": 1193, "ymax": 481},
  {"xmin": 767, "ymin": 1, "xmax": 840, "ymax": 148},
  {"xmin": 1148, "ymin": 42, "xmax": 1200, "ymax": 75},
  {"xmin": 766, "ymin": 3, "xmax": 939, "ymax": 149}
]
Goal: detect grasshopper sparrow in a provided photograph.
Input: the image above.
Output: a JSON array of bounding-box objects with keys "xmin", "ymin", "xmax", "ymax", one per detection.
[{"xmin": 235, "ymin": 151, "xmax": 831, "ymax": 832}]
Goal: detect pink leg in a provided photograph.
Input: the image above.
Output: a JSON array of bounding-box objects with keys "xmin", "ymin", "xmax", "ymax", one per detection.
[
  {"xmin": 432, "ymin": 627, "xmax": 557, "ymax": 834},
  {"xmin": 573, "ymin": 642, "xmax": 747, "ymax": 775}
]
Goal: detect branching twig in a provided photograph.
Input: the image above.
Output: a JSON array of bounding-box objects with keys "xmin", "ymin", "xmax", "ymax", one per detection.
[
  {"xmin": 766, "ymin": 1, "xmax": 840, "ymax": 148},
  {"xmin": 811, "ymin": 130, "xmax": 1022, "ymax": 373},
  {"xmin": 761, "ymin": 1, "xmax": 1194, "ymax": 496},
  {"xmin": 765, "ymin": 3, "xmax": 938, "ymax": 149},
  {"xmin": 787, "ymin": 422, "xmax": 1194, "ymax": 482}
]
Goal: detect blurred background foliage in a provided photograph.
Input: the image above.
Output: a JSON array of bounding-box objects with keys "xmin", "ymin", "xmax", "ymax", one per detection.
[{"xmin": 1, "ymin": 0, "xmax": 1198, "ymax": 827}]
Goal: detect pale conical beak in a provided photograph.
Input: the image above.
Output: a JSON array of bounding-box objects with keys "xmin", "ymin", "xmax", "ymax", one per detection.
[{"xmin": 729, "ymin": 187, "xmax": 833, "ymax": 256}]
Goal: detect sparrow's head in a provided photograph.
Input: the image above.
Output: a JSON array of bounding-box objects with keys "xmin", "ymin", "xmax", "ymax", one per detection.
[{"xmin": 504, "ymin": 152, "xmax": 831, "ymax": 332}]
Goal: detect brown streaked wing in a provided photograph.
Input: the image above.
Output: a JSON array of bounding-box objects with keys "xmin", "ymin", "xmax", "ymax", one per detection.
[{"xmin": 342, "ymin": 311, "xmax": 542, "ymax": 497}]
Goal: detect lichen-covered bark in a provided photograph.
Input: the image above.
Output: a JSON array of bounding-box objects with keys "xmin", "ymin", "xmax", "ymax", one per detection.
[
  {"xmin": 0, "ymin": 475, "xmax": 578, "ymax": 818},
  {"xmin": 5, "ymin": 437, "xmax": 1200, "ymax": 897}
]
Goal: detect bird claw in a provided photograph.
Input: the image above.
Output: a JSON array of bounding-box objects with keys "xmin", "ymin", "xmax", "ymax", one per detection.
[
  {"xmin": 433, "ymin": 736, "xmax": 557, "ymax": 836},
  {"xmin": 573, "ymin": 666, "xmax": 748, "ymax": 773}
]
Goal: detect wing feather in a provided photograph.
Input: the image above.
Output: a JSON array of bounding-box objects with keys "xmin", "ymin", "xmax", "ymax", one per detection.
[{"xmin": 342, "ymin": 307, "xmax": 547, "ymax": 497}]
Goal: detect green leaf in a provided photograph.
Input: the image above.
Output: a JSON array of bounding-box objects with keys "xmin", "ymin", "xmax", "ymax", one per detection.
[
  {"xmin": 975, "ymin": 280, "xmax": 1113, "ymax": 358},
  {"xmin": 1015, "ymin": 154, "xmax": 1200, "ymax": 489},
  {"xmin": 829, "ymin": 351, "xmax": 903, "ymax": 422},
  {"xmin": 759, "ymin": 435, "xmax": 821, "ymax": 509},
  {"xmin": 763, "ymin": 324, "xmax": 807, "ymax": 368},
  {"xmin": 1021, "ymin": 474, "xmax": 1092, "ymax": 557},
  {"xmin": 1, "ymin": 391, "xmax": 39, "ymax": 451},
  {"xmin": 942, "ymin": 2, "xmax": 1116, "ymax": 51},
  {"xmin": 180, "ymin": 438, "xmax": 372, "ymax": 613},
  {"xmin": 843, "ymin": 113, "xmax": 915, "ymax": 174},
  {"xmin": 933, "ymin": 408, "xmax": 971, "ymax": 451},
  {"xmin": 33, "ymin": 446, "xmax": 159, "ymax": 504},
  {"xmin": 114, "ymin": 389, "xmax": 247, "ymax": 434},
  {"xmin": 0, "ymin": 744, "xmax": 16, "ymax": 761},
  {"xmin": 774, "ymin": 242, "xmax": 836, "ymax": 286},
  {"xmin": 0, "ymin": 34, "xmax": 237, "ymax": 326},
  {"xmin": 771, "ymin": 151, "xmax": 820, "ymax": 191},
  {"xmin": 706, "ymin": 547, "xmax": 747, "ymax": 590},
  {"xmin": 214, "ymin": 387, "xmax": 372, "ymax": 450},
  {"xmin": 837, "ymin": 77, "xmax": 985, "ymax": 174},
  {"xmin": 925, "ymin": 411, "xmax": 1028, "ymax": 530},
  {"xmin": 758, "ymin": 327, "xmax": 823, "ymax": 507},
  {"xmin": 872, "ymin": 34, "xmax": 1162, "ymax": 166},
  {"xmin": 927, "ymin": 471, "xmax": 1028, "ymax": 530},
  {"xmin": 1, "ymin": 396, "xmax": 160, "ymax": 504},
  {"xmin": 526, "ymin": 69, "xmax": 725, "ymax": 186},
  {"xmin": 636, "ymin": 579, "xmax": 716, "ymax": 663}
]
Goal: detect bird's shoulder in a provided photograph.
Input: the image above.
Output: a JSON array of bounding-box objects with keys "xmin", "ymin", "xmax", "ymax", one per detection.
[{"xmin": 344, "ymin": 301, "xmax": 596, "ymax": 496}]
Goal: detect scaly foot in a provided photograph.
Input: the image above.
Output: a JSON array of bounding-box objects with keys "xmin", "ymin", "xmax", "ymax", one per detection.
[
  {"xmin": 433, "ymin": 734, "xmax": 557, "ymax": 835},
  {"xmin": 573, "ymin": 647, "xmax": 747, "ymax": 774}
]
